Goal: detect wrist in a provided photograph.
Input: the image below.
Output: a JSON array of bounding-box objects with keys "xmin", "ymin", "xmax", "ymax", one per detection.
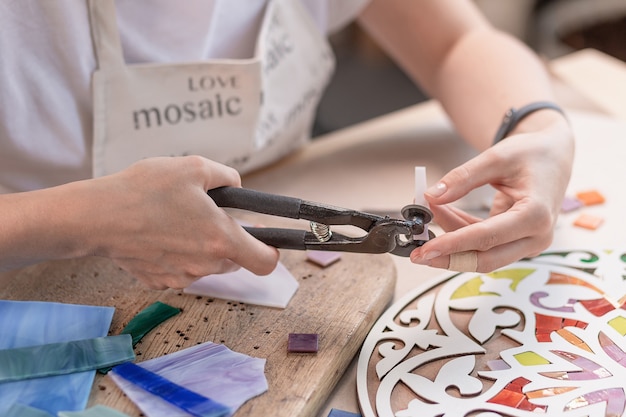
[
  {"xmin": 493, "ymin": 101, "xmax": 568, "ymax": 144},
  {"xmin": 0, "ymin": 183, "xmax": 97, "ymax": 270},
  {"xmin": 512, "ymin": 107, "xmax": 570, "ymax": 136},
  {"xmin": 44, "ymin": 180, "xmax": 102, "ymax": 260}
]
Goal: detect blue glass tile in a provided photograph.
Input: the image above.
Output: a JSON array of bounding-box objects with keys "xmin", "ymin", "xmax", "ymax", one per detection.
[{"xmin": 0, "ymin": 300, "xmax": 115, "ymax": 415}]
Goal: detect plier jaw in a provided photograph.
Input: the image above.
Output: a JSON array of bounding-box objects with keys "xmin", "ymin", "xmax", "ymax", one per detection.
[{"xmin": 207, "ymin": 187, "xmax": 434, "ymax": 257}]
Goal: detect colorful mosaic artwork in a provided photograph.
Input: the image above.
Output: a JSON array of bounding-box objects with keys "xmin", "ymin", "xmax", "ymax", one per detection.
[{"xmin": 357, "ymin": 249, "xmax": 626, "ymax": 416}]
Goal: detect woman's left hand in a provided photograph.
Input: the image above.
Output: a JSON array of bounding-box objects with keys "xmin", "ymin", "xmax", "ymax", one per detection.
[{"xmin": 410, "ymin": 115, "xmax": 574, "ymax": 272}]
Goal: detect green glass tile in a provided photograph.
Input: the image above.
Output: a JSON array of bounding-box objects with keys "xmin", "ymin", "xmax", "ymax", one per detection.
[
  {"xmin": 514, "ymin": 351, "xmax": 551, "ymax": 366},
  {"xmin": 451, "ymin": 277, "xmax": 494, "ymax": 299},
  {"xmin": 0, "ymin": 334, "xmax": 134, "ymax": 383},
  {"xmin": 609, "ymin": 316, "xmax": 626, "ymax": 336},
  {"xmin": 99, "ymin": 301, "xmax": 180, "ymax": 374},
  {"xmin": 121, "ymin": 301, "xmax": 180, "ymax": 346},
  {"xmin": 487, "ymin": 268, "xmax": 535, "ymax": 291}
]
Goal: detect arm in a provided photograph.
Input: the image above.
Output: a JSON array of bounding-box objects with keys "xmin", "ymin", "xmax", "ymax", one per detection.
[
  {"xmin": 358, "ymin": 0, "xmax": 574, "ymax": 271},
  {"xmin": 0, "ymin": 156, "xmax": 279, "ymax": 289}
]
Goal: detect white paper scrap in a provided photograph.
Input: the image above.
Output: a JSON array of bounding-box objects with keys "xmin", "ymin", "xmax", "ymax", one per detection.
[{"xmin": 183, "ymin": 261, "xmax": 298, "ymax": 309}]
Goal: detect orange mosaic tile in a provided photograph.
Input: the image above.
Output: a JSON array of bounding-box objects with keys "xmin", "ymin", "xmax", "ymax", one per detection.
[
  {"xmin": 573, "ymin": 213, "xmax": 604, "ymax": 230},
  {"xmin": 576, "ymin": 190, "xmax": 605, "ymax": 206}
]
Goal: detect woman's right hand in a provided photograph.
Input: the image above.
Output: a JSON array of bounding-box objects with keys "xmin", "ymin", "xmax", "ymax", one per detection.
[{"xmin": 86, "ymin": 156, "xmax": 279, "ymax": 289}]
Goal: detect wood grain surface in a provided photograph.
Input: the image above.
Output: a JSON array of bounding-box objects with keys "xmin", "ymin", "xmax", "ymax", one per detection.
[{"xmin": 0, "ymin": 246, "xmax": 396, "ymax": 417}]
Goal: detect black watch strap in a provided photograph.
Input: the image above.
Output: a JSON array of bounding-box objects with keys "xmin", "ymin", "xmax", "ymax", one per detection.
[{"xmin": 493, "ymin": 101, "xmax": 566, "ymax": 145}]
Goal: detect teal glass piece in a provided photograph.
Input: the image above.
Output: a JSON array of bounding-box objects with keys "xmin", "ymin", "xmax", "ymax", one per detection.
[
  {"xmin": 99, "ymin": 301, "xmax": 179, "ymax": 374},
  {"xmin": 58, "ymin": 405, "xmax": 132, "ymax": 417},
  {"xmin": 0, "ymin": 301, "xmax": 115, "ymax": 415},
  {"xmin": 121, "ymin": 301, "xmax": 180, "ymax": 346},
  {"xmin": 0, "ymin": 334, "xmax": 134, "ymax": 383},
  {"xmin": 6, "ymin": 403, "xmax": 53, "ymax": 417}
]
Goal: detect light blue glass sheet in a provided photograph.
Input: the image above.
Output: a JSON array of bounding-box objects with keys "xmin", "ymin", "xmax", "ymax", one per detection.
[
  {"xmin": 0, "ymin": 300, "xmax": 115, "ymax": 415},
  {"xmin": 6, "ymin": 403, "xmax": 54, "ymax": 417},
  {"xmin": 59, "ymin": 405, "xmax": 132, "ymax": 417},
  {"xmin": 0, "ymin": 334, "xmax": 134, "ymax": 382},
  {"xmin": 110, "ymin": 341, "xmax": 267, "ymax": 417}
]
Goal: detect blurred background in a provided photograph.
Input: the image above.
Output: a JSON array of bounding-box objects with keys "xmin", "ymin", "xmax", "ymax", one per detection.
[{"xmin": 313, "ymin": 0, "xmax": 626, "ymax": 135}]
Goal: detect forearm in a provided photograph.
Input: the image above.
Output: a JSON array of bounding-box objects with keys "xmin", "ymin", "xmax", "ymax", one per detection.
[
  {"xmin": 0, "ymin": 156, "xmax": 280, "ymax": 288},
  {"xmin": 429, "ymin": 30, "xmax": 563, "ymax": 150},
  {"xmin": 358, "ymin": 0, "xmax": 568, "ymax": 150},
  {"xmin": 0, "ymin": 181, "xmax": 97, "ymax": 271}
]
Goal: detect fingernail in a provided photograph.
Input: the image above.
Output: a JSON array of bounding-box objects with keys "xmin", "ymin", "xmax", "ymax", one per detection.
[
  {"xmin": 410, "ymin": 255, "xmax": 431, "ymax": 266},
  {"xmin": 424, "ymin": 250, "xmax": 441, "ymax": 260},
  {"xmin": 426, "ymin": 182, "xmax": 447, "ymax": 198},
  {"xmin": 410, "ymin": 250, "xmax": 441, "ymax": 265}
]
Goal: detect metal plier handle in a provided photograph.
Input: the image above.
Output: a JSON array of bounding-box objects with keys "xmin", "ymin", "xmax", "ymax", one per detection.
[{"xmin": 207, "ymin": 187, "xmax": 434, "ymax": 257}]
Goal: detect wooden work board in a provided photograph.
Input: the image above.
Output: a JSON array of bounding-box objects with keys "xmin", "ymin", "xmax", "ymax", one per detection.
[{"xmin": 0, "ymin": 246, "xmax": 396, "ymax": 416}]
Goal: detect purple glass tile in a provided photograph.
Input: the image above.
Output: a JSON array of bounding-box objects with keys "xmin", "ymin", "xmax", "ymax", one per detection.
[
  {"xmin": 570, "ymin": 356, "xmax": 603, "ymax": 371},
  {"xmin": 530, "ymin": 291, "xmax": 576, "ymax": 312},
  {"xmin": 568, "ymin": 388, "xmax": 626, "ymax": 416},
  {"xmin": 306, "ymin": 251, "xmax": 342, "ymax": 268},
  {"xmin": 287, "ymin": 333, "xmax": 319, "ymax": 353},
  {"xmin": 551, "ymin": 350, "xmax": 612, "ymax": 380},
  {"xmin": 110, "ymin": 341, "xmax": 267, "ymax": 416},
  {"xmin": 568, "ymin": 370, "xmax": 606, "ymax": 380},
  {"xmin": 486, "ymin": 359, "xmax": 511, "ymax": 371},
  {"xmin": 328, "ymin": 409, "xmax": 361, "ymax": 417},
  {"xmin": 605, "ymin": 388, "xmax": 626, "ymax": 416},
  {"xmin": 561, "ymin": 196, "xmax": 583, "ymax": 213},
  {"xmin": 599, "ymin": 332, "xmax": 626, "ymax": 364}
]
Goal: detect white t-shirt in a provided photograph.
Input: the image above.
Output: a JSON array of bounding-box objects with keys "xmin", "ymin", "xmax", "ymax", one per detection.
[{"xmin": 0, "ymin": 0, "xmax": 368, "ymax": 193}]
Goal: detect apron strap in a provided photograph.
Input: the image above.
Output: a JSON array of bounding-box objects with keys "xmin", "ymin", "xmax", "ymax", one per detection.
[{"xmin": 88, "ymin": 0, "xmax": 125, "ymax": 70}]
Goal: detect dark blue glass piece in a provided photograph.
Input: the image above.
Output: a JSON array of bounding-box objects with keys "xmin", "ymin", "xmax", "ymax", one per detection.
[{"xmin": 113, "ymin": 362, "xmax": 231, "ymax": 417}]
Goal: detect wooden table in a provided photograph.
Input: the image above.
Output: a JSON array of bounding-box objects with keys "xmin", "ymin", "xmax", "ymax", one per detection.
[
  {"xmin": 1, "ymin": 49, "xmax": 624, "ymax": 417},
  {"xmin": 0, "ymin": 247, "xmax": 396, "ymax": 416}
]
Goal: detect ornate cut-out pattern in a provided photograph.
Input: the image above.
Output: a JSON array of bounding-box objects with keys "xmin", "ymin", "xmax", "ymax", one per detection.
[{"xmin": 357, "ymin": 249, "xmax": 626, "ymax": 416}]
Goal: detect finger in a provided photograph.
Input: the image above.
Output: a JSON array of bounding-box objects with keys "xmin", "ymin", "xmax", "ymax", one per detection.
[
  {"xmin": 490, "ymin": 195, "xmax": 514, "ymax": 217},
  {"xmin": 183, "ymin": 155, "xmax": 242, "ymax": 191},
  {"xmin": 448, "ymin": 251, "xmax": 478, "ymax": 272},
  {"xmin": 412, "ymin": 207, "xmax": 542, "ymax": 263},
  {"xmin": 183, "ymin": 256, "xmax": 243, "ymax": 278},
  {"xmin": 425, "ymin": 150, "xmax": 508, "ymax": 205},
  {"xmin": 429, "ymin": 203, "xmax": 481, "ymax": 231},
  {"xmin": 220, "ymin": 218, "xmax": 280, "ymax": 276},
  {"xmin": 416, "ymin": 235, "xmax": 541, "ymax": 273},
  {"xmin": 138, "ymin": 259, "xmax": 241, "ymax": 290}
]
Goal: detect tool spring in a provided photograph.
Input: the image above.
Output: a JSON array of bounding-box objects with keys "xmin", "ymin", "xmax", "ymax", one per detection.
[{"xmin": 310, "ymin": 222, "xmax": 332, "ymax": 242}]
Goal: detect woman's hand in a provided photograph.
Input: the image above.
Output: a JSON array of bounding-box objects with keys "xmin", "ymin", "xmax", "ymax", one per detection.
[
  {"xmin": 87, "ymin": 156, "xmax": 279, "ymax": 289},
  {"xmin": 410, "ymin": 114, "xmax": 574, "ymax": 272}
]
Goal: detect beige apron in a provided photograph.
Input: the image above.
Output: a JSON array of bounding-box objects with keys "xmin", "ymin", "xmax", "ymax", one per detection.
[{"xmin": 88, "ymin": 0, "xmax": 335, "ymax": 177}]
